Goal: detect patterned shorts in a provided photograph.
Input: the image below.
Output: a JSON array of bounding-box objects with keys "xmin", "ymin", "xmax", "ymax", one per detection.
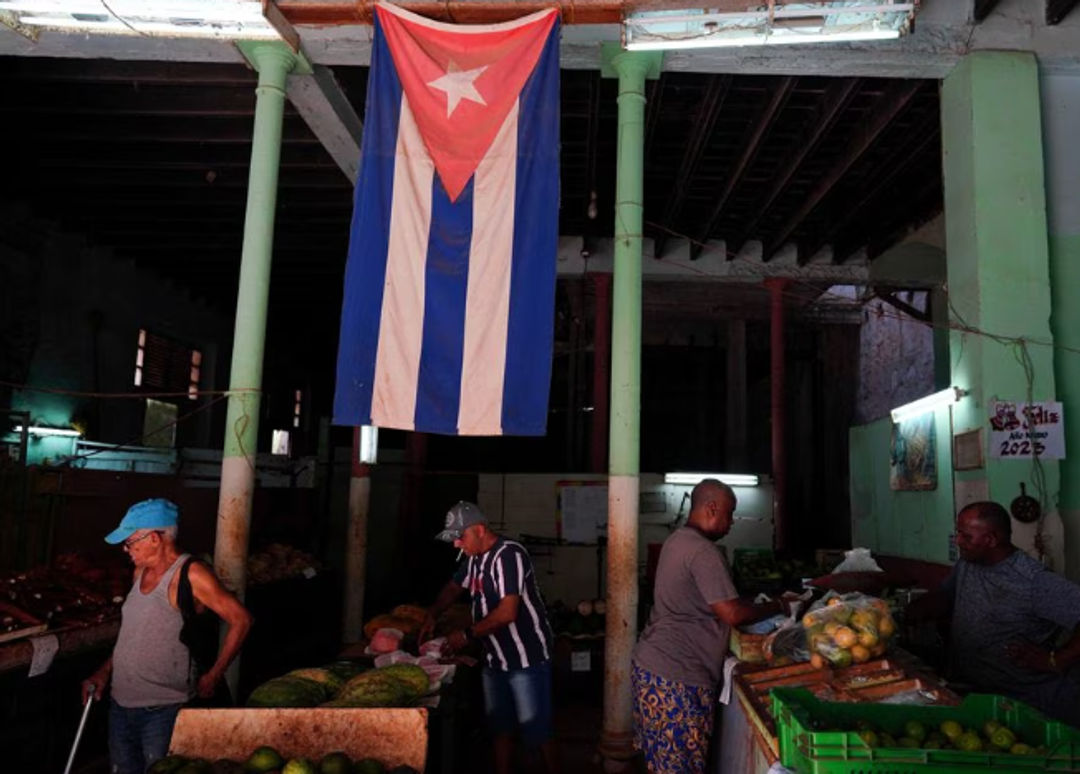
[{"xmin": 632, "ymin": 661, "xmax": 716, "ymax": 774}]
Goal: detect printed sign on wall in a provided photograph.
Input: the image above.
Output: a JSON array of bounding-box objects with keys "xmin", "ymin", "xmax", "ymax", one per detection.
[{"xmin": 988, "ymin": 401, "xmax": 1065, "ymax": 459}]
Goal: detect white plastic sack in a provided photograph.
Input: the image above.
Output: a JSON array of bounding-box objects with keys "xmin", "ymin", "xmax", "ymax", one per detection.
[{"xmin": 832, "ymin": 547, "xmax": 883, "ymax": 573}]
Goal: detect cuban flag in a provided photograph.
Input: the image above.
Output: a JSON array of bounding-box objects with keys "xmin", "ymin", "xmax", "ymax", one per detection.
[{"xmin": 333, "ymin": 2, "xmax": 560, "ymax": 436}]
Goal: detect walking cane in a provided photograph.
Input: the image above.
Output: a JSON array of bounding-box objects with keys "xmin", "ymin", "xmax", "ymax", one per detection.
[{"xmin": 63, "ymin": 684, "xmax": 95, "ymax": 774}]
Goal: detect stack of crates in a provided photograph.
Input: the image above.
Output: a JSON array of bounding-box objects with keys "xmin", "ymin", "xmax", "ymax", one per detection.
[{"xmin": 772, "ymin": 687, "xmax": 1080, "ymax": 773}]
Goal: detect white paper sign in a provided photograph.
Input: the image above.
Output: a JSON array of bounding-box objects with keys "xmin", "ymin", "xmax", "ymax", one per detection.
[
  {"xmin": 570, "ymin": 651, "xmax": 591, "ymax": 672},
  {"xmin": 28, "ymin": 634, "xmax": 59, "ymax": 678},
  {"xmin": 989, "ymin": 401, "xmax": 1065, "ymax": 459},
  {"xmin": 559, "ymin": 485, "xmax": 608, "ymax": 543}
]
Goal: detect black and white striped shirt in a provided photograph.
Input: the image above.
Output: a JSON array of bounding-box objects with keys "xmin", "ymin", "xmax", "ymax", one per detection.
[{"xmin": 453, "ymin": 537, "xmax": 553, "ymax": 671}]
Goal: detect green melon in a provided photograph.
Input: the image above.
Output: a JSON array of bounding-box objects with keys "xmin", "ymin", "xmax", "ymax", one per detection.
[
  {"xmin": 374, "ymin": 664, "xmax": 430, "ymax": 699},
  {"xmin": 286, "ymin": 668, "xmax": 344, "ymax": 695},
  {"xmin": 246, "ymin": 677, "xmax": 327, "ymax": 708},
  {"xmin": 148, "ymin": 757, "xmax": 189, "ymax": 774},
  {"xmin": 352, "ymin": 759, "xmax": 386, "ymax": 774},
  {"xmin": 245, "ymin": 745, "xmax": 284, "ymax": 772},
  {"xmin": 324, "ymin": 661, "xmax": 366, "ymax": 682},
  {"xmin": 282, "ymin": 759, "xmax": 317, "ymax": 774},
  {"xmin": 318, "ymin": 752, "xmax": 353, "ymax": 774},
  {"xmin": 333, "ymin": 672, "xmax": 411, "ymax": 708}
]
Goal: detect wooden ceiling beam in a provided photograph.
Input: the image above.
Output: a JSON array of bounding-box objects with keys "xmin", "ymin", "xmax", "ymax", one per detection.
[
  {"xmin": 653, "ymin": 74, "xmax": 731, "ymax": 257},
  {"xmin": 798, "ymin": 109, "xmax": 940, "ymax": 265},
  {"xmin": 690, "ymin": 76, "xmax": 795, "ymax": 259},
  {"xmin": 762, "ymin": 79, "xmax": 922, "ymax": 261},
  {"xmin": 1, "ymin": 84, "xmax": 271, "ymax": 117},
  {"xmin": 1047, "ymin": 0, "xmax": 1080, "ymax": 23},
  {"xmin": 0, "ymin": 59, "xmax": 254, "ymax": 85},
  {"xmin": 729, "ymin": 78, "xmax": 860, "ymax": 254}
]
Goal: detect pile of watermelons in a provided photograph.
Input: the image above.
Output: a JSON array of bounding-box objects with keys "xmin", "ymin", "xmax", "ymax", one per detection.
[
  {"xmin": 148, "ymin": 747, "xmax": 418, "ymax": 774},
  {"xmin": 246, "ymin": 662, "xmax": 432, "ymax": 709}
]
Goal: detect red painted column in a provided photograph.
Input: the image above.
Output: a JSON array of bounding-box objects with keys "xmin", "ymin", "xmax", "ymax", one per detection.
[
  {"xmin": 765, "ymin": 278, "xmax": 790, "ymax": 553},
  {"xmin": 591, "ymin": 272, "xmax": 613, "ymax": 473}
]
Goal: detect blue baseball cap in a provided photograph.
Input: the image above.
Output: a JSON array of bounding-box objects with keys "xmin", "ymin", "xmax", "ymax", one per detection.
[{"xmin": 105, "ymin": 498, "xmax": 179, "ymax": 544}]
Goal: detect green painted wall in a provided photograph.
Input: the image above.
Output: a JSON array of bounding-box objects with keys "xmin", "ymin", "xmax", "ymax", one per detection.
[
  {"xmin": 850, "ymin": 412, "xmax": 954, "ymax": 563},
  {"xmin": 942, "ymin": 51, "xmax": 1059, "ymax": 517}
]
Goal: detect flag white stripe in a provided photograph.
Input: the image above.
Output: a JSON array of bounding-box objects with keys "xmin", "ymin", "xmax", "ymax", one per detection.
[
  {"xmin": 371, "ymin": 96, "xmax": 432, "ymax": 430},
  {"xmin": 458, "ymin": 101, "xmax": 517, "ymax": 434}
]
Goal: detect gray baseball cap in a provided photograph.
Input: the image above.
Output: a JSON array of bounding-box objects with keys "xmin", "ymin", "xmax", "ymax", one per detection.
[{"xmin": 435, "ymin": 501, "xmax": 488, "ymax": 542}]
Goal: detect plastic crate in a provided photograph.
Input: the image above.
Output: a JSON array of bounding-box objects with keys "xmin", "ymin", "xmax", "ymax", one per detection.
[{"xmin": 772, "ymin": 687, "xmax": 1080, "ymax": 774}]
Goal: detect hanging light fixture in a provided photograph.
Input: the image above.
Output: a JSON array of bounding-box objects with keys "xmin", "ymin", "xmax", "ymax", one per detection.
[
  {"xmin": 624, "ymin": 1, "xmax": 917, "ymax": 52},
  {"xmin": 890, "ymin": 387, "xmax": 966, "ymax": 424}
]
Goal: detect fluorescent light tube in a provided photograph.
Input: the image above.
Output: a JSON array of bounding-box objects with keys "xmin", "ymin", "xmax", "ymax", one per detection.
[
  {"xmin": 890, "ymin": 388, "xmax": 966, "ymax": 423},
  {"xmin": 14, "ymin": 425, "xmax": 82, "ymax": 437},
  {"xmin": 359, "ymin": 425, "xmax": 379, "ymax": 465},
  {"xmin": 664, "ymin": 472, "xmax": 760, "ymax": 487}
]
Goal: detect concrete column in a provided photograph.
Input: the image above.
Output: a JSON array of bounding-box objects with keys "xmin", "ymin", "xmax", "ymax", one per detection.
[
  {"xmin": 343, "ymin": 427, "xmax": 371, "ymax": 642},
  {"xmin": 1044, "ymin": 67, "xmax": 1080, "ymax": 580},
  {"xmin": 765, "ymin": 278, "xmax": 789, "ymax": 552},
  {"xmin": 599, "ymin": 45, "xmax": 662, "ymax": 771},
  {"xmin": 591, "ymin": 272, "xmax": 612, "ymax": 473},
  {"xmin": 942, "ymin": 52, "xmax": 1061, "ymax": 566},
  {"xmin": 725, "ymin": 319, "xmax": 747, "ymax": 469},
  {"xmin": 213, "ymin": 42, "xmax": 299, "ymax": 689}
]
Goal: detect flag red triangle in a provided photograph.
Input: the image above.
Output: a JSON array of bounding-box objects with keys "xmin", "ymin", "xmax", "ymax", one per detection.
[{"xmin": 376, "ymin": 3, "xmax": 558, "ymax": 202}]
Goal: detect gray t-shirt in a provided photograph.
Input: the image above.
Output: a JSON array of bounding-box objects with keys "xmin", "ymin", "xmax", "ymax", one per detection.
[
  {"xmin": 632, "ymin": 527, "xmax": 738, "ymax": 688},
  {"xmin": 944, "ymin": 550, "xmax": 1080, "ymax": 724}
]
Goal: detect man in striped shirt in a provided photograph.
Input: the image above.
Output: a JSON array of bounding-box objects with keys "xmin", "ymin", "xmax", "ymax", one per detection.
[{"xmin": 421, "ymin": 501, "xmax": 559, "ymax": 774}]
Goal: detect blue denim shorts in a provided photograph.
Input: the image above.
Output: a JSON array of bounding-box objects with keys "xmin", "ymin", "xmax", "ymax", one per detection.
[
  {"xmin": 481, "ymin": 660, "xmax": 553, "ymax": 747},
  {"xmin": 108, "ymin": 700, "xmax": 183, "ymax": 774}
]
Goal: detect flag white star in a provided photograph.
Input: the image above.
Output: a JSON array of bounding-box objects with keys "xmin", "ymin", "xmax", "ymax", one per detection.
[{"xmin": 427, "ymin": 61, "xmax": 488, "ymax": 118}]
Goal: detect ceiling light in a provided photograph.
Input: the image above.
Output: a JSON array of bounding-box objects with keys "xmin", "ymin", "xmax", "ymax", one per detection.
[
  {"xmin": 624, "ymin": 2, "xmax": 916, "ymax": 51},
  {"xmin": 14, "ymin": 425, "xmax": 83, "ymax": 438},
  {"xmin": 358, "ymin": 425, "xmax": 378, "ymax": 465},
  {"xmin": 890, "ymin": 387, "xmax": 966, "ymax": 424},
  {"xmin": 664, "ymin": 472, "xmax": 760, "ymax": 487},
  {"xmin": 0, "ymin": 0, "xmax": 284, "ymax": 40}
]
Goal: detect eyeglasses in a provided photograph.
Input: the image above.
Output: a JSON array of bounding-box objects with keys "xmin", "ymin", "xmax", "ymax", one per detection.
[{"xmin": 122, "ymin": 530, "xmax": 161, "ymax": 551}]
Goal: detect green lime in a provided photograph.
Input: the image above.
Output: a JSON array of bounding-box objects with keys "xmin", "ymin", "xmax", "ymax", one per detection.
[{"xmin": 904, "ymin": 720, "xmax": 927, "ymax": 743}]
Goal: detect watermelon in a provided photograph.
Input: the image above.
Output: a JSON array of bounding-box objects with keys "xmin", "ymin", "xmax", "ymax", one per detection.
[
  {"xmin": 324, "ymin": 660, "xmax": 366, "ymax": 682},
  {"xmin": 333, "ymin": 672, "xmax": 412, "ymax": 708},
  {"xmin": 374, "ymin": 664, "xmax": 431, "ymax": 698},
  {"xmin": 286, "ymin": 668, "xmax": 344, "ymax": 695},
  {"xmin": 352, "ymin": 759, "xmax": 386, "ymax": 774},
  {"xmin": 246, "ymin": 677, "xmax": 327, "ymax": 708}
]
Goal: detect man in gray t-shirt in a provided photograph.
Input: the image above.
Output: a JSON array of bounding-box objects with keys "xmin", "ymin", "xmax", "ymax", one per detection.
[
  {"xmin": 631, "ymin": 480, "xmax": 784, "ymax": 774},
  {"xmin": 909, "ymin": 501, "xmax": 1080, "ymax": 726}
]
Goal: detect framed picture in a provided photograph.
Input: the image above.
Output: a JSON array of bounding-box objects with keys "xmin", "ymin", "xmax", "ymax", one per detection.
[
  {"xmin": 890, "ymin": 412, "xmax": 937, "ymax": 491},
  {"xmin": 953, "ymin": 428, "xmax": 984, "ymax": 470}
]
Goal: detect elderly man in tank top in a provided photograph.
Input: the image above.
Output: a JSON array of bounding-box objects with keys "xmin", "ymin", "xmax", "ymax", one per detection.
[{"xmin": 82, "ymin": 499, "xmax": 253, "ymax": 774}]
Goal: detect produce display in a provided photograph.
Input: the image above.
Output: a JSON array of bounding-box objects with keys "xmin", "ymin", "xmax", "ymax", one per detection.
[
  {"xmin": 848, "ymin": 717, "xmax": 1045, "ymax": 755},
  {"xmin": 802, "ymin": 593, "xmax": 897, "ymax": 668},
  {"xmin": 247, "ymin": 663, "xmax": 436, "ymax": 709},
  {"xmin": 0, "ymin": 552, "xmax": 129, "ymax": 634},
  {"xmin": 148, "ymin": 746, "xmax": 419, "ymax": 774},
  {"xmin": 247, "ymin": 544, "xmax": 322, "ymax": 586}
]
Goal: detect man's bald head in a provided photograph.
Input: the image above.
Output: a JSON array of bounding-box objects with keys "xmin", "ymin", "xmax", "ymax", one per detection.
[
  {"xmin": 958, "ymin": 501, "xmax": 1012, "ymax": 541},
  {"xmin": 955, "ymin": 500, "xmax": 1014, "ymax": 564},
  {"xmin": 688, "ymin": 479, "xmax": 736, "ymax": 539}
]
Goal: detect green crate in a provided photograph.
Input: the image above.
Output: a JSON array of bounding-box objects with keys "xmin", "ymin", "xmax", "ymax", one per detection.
[{"xmin": 772, "ymin": 687, "xmax": 1080, "ymax": 774}]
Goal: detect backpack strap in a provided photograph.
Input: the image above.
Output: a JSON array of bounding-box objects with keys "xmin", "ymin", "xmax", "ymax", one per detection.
[{"xmin": 178, "ymin": 556, "xmax": 197, "ymax": 624}]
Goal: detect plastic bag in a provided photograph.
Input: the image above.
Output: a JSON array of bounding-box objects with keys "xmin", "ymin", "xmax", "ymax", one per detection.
[
  {"xmin": 832, "ymin": 548, "xmax": 883, "ymax": 573},
  {"xmin": 763, "ymin": 618, "xmax": 810, "ymax": 664},
  {"xmin": 801, "ymin": 592, "xmax": 896, "ymax": 668}
]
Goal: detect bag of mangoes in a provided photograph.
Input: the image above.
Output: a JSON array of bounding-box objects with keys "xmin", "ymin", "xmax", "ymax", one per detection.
[{"xmin": 801, "ymin": 592, "xmax": 896, "ymax": 668}]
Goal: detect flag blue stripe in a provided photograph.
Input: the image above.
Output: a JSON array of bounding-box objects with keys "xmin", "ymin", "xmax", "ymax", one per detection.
[
  {"xmin": 332, "ymin": 18, "xmax": 402, "ymax": 427},
  {"xmin": 502, "ymin": 21, "xmax": 561, "ymax": 435},
  {"xmin": 414, "ymin": 177, "xmax": 474, "ymax": 433}
]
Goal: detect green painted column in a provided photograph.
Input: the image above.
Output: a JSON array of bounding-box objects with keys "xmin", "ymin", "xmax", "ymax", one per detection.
[
  {"xmin": 599, "ymin": 44, "xmax": 661, "ymax": 770},
  {"xmin": 942, "ymin": 52, "xmax": 1061, "ymax": 567},
  {"xmin": 1044, "ymin": 68, "xmax": 1080, "ymax": 580},
  {"xmin": 214, "ymin": 42, "xmax": 301, "ymax": 626}
]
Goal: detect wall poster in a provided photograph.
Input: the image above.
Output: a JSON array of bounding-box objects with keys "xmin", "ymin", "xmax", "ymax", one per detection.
[
  {"xmin": 988, "ymin": 401, "xmax": 1065, "ymax": 459},
  {"xmin": 890, "ymin": 412, "xmax": 937, "ymax": 491}
]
